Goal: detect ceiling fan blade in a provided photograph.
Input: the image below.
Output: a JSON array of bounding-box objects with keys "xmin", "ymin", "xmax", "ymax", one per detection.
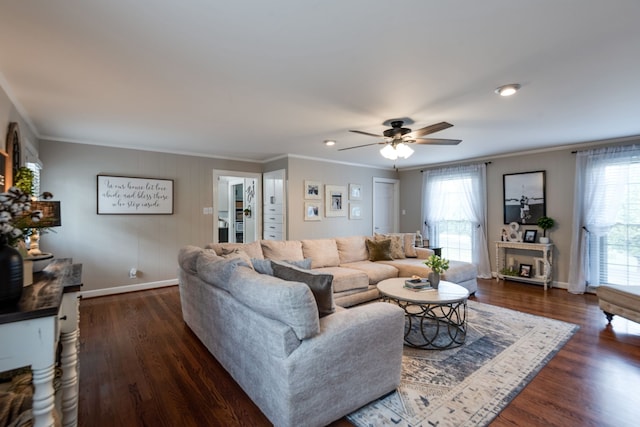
[
  {"xmin": 406, "ymin": 122, "xmax": 453, "ymax": 139},
  {"xmin": 412, "ymin": 138, "xmax": 462, "ymax": 145},
  {"xmin": 349, "ymin": 129, "xmax": 385, "ymax": 138},
  {"xmin": 338, "ymin": 142, "xmax": 386, "ymax": 151}
]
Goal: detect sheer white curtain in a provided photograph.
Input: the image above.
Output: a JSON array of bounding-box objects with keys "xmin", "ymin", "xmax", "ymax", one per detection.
[
  {"xmin": 568, "ymin": 144, "xmax": 640, "ymax": 293},
  {"xmin": 421, "ymin": 163, "xmax": 491, "ymax": 278}
]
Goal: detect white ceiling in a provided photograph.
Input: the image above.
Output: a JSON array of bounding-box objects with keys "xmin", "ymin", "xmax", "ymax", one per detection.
[{"xmin": 1, "ymin": 1, "xmax": 639, "ymax": 169}]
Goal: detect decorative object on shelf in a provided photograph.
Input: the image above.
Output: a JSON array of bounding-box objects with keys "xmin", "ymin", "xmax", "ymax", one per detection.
[
  {"xmin": 536, "ymin": 216, "xmax": 555, "ymax": 244},
  {"xmin": 0, "ymin": 233, "xmax": 23, "ymax": 306},
  {"xmin": 519, "ymin": 264, "xmax": 532, "ymax": 278},
  {"xmin": 324, "ymin": 185, "xmax": 346, "ymax": 217},
  {"xmin": 533, "ymin": 257, "xmax": 546, "ymax": 279},
  {"xmin": 503, "ymin": 170, "xmax": 546, "ymax": 225},
  {"xmin": 508, "ymin": 256, "xmax": 517, "ymax": 270},
  {"xmin": 500, "ymin": 227, "xmax": 509, "ymax": 241},
  {"xmin": 349, "ymin": 183, "xmax": 362, "ymax": 200},
  {"xmin": 499, "ymin": 267, "xmax": 519, "ymax": 276},
  {"xmin": 304, "ymin": 180, "xmax": 321, "ymax": 200},
  {"xmin": 0, "ymin": 185, "xmax": 52, "ymax": 305},
  {"xmin": 523, "ymin": 229, "xmax": 537, "ymax": 243},
  {"xmin": 507, "ymin": 221, "xmax": 523, "ymax": 242},
  {"xmin": 423, "ymin": 254, "xmax": 450, "ymax": 289}
]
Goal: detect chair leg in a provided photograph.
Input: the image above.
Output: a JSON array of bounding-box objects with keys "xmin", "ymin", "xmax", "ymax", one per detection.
[{"xmin": 603, "ymin": 311, "xmax": 614, "ymax": 324}]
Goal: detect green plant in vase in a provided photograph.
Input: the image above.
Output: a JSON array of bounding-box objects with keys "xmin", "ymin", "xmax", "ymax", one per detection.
[
  {"xmin": 537, "ymin": 216, "xmax": 555, "ymax": 243},
  {"xmin": 423, "ymin": 254, "xmax": 449, "ymax": 289}
]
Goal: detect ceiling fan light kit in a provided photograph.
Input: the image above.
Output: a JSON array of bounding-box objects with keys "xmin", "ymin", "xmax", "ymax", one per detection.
[
  {"xmin": 495, "ymin": 83, "xmax": 521, "ymax": 96},
  {"xmin": 342, "ymin": 119, "xmax": 461, "ymax": 161}
]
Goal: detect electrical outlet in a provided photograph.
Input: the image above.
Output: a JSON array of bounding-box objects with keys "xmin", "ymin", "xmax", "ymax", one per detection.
[{"xmin": 129, "ymin": 268, "xmax": 138, "ymax": 278}]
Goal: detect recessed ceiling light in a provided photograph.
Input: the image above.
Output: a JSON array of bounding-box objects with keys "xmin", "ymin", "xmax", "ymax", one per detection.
[
  {"xmin": 324, "ymin": 140, "xmax": 336, "ymax": 146},
  {"xmin": 495, "ymin": 84, "xmax": 521, "ymax": 97}
]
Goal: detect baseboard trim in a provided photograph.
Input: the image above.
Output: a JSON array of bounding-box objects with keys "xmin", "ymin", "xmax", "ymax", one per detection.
[{"xmin": 81, "ymin": 279, "xmax": 178, "ymax": 299}]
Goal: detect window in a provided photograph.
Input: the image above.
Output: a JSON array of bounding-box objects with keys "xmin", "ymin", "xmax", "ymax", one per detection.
[
  {"xmin": 595, "ymin": 161, "xmax": 640, "ymax": 286},
  {"xmin": 422, "ymin": 164, "xmax": 491, "ymax": 278}
]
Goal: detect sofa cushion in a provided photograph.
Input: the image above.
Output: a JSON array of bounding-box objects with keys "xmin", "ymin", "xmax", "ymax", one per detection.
[
  {"xmin": 229, "ymin": 266, "xmax": 320, "ymax": 340},
  {"xmin": 178, "ymin": 245, "xmax": 206, "ymax": 274},
  {"xmin": 340, "ymin": 261, "xmax": 399, "ymax": 284},
  {"xmin": 366, "ymin": 238, "xmax": 393, "ymax": 261},
  {"xmin": 335, "ymin": 235, "xmax": 369, "ymax": 264},
  {"xmin": 311, "ymin": 266, "xmax": 370, "ymax": 293},
  {"xmin": 261, "ymin": 240, "xmax": 304, "ymax": 261},
  {"xmin": 206, "ymin": 240, "xmax": 264, "ymax": 259},
  {"xmin": 251, "ymin": 258, "xmax": 312, "ymax": 275},
  {"xmin": 301, "ymin": 239, "xmax": 341, "ymax": 268},
  {"xmin": 196, "ymin": 251, "xmax": 249, "ymax": 292},
  {"xmin": 399, "ymin": 233, "xmax": 418, "ymax": 257},
  {"xmin": 221, "ymin": 248, "xmax": 254, "ymax": 269},
  {"xmin": 272, "ymin": 261, "xmax": 335, "ymax": 317},
  {"xmin": 375, "ymin": 233, "xmax": 405, "ymax": 259}
]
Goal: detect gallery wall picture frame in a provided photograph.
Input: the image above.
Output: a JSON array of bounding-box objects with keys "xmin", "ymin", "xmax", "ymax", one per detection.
[
  {"xmin": 349, "ymin": 203, "xmax": 362, "ymax": 220},
  {"xmin": 304, "ymin": 201, "xmax": 322, "ymax": 221},
  {"xmin": 325, "ymin": 185, "xmax": 347, "ymax": 217},
  {"xmin": 304, "ymin": 180, "xmax": 322, "ymax": 200},
  {"xmin": 503, "ymin": 170, "xmax": 546, "ymax": 225},
  {"xmin": 97, "ymin": 175, "xmax": 174, "ymax": 214},
  {"xmin": 523, "ymin": 229, "xmax": 537, "ymax": 243},
  {"xmin": 349, "ymin": 183, "xmax": 362, "ymax": 201}
]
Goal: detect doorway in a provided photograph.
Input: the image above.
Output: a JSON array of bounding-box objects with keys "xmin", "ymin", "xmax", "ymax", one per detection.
[
  {"xmin": 372, "ymin": 177, "xmax": 399, "ymax": 234},
  {"xmin": 213, "ymin": 170, "xmax": 262, "ymax": 244}
]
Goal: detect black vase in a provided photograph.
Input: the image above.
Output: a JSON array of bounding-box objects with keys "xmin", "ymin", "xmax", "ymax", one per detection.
[{"xmin": 0, "ymin": 235, "xmax": 24, "ymax": 306}]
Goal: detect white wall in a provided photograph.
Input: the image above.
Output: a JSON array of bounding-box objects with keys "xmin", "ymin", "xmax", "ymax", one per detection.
[
  {"xmin": 39, "ymin": 139, "xmax": 261, "ymax": 293},
  {"xmin": 286, "ymin": 156, "xmax": 397, "ymax": 239}
]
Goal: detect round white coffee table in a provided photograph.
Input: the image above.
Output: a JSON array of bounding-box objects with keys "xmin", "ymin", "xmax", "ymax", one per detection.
[{"xmin": 377, "ymin": 278, "xmax": 469, "ymax": 350}]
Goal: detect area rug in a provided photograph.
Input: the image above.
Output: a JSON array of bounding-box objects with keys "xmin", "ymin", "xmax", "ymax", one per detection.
[{"xmin": 347, "ymin": 300, "xmax": 579, "ymax": 427}]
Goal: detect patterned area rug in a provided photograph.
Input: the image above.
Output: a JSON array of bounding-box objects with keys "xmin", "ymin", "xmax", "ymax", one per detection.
[{"xmin": 348, "ymin": 300, "xmax": 579, "ymax": 427}]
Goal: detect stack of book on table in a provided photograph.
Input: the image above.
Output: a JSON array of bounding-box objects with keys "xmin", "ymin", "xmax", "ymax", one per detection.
[{"xmin": 404, "ymin": 278, "xmax": 433, "ymax": 291}]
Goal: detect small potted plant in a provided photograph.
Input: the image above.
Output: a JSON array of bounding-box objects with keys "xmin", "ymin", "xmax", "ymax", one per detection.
[
  {"xmin": 536, "ymin": 216, "xmax": 555, "ymax": 244},
  {"xmin": 423, "ymin": 254, "xmax": 450, "ymax": 289}
]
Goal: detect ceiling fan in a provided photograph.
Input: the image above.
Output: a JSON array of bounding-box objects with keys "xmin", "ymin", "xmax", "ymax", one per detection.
[{"xmin": 340, "ymin": 120, "xmax": 461, "ymax": 160}]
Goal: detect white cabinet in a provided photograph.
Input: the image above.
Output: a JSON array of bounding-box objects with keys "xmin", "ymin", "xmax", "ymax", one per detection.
[
  {"xmin": 263, "ymin": 169, "xmax": 286, "ymax": 240},
  {"xmin": 495, "ymin": 241, "xmax": 554, "ymax": 290}
]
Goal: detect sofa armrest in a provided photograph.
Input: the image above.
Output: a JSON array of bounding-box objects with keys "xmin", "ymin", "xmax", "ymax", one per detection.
[
  {"xmin": 415, "ymin": 247, "xmax": 435, "ymax": 259},
  {"xmin": 284, "ymin": 302, "xmax": 405, "ymax": 426}
]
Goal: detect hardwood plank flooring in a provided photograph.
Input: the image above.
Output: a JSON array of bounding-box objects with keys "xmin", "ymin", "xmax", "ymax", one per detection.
[{"xmin": 78, "ymin": 279, "xmax": 640, "ymax": 427}]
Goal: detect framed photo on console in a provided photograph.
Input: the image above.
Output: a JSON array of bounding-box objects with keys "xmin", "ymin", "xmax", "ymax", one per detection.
[
  {"xmin": 523, "ymin": 229, "xmax": 537, "ymax": 243},
  {"xmin": 519, "ymin": 264, "xmax": 532, "ymax": 278}
]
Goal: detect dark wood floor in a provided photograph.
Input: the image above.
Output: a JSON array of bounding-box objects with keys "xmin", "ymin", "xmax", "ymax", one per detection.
[{"xmin": 78, "ymin": 279, "xmax": 640, "ymax": 427}]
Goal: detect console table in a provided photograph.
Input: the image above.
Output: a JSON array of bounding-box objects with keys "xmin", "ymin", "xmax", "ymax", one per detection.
[
  {"xmin": 0, "ymin": 259, "xmax": 81, "ymax": 427},
  {"xmin": 495, "ymin": 241, "xmax": 554, "ymax": 290}
]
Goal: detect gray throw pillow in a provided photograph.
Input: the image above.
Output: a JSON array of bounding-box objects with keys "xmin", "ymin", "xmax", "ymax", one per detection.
[
  {"xmin": 271, "ymin": 261, "xmax": 335, "ymax": 317},
  {"xmin": 252, "ymin": 257, "xmax": 312, "ymax": 275}
]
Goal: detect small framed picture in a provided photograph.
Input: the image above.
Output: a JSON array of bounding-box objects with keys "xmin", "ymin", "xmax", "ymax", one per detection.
[
  {"xmin": 523, "ymin": 229, "xmax": 537, "ymax": 243},
  {"xmin": 304, "ymin": 201, "xmax": 322, "ymax": 221},
  {"xmin": 349, "ymin": 183, "xmax": 362, "ymax": 201},
  {"xmin": 519, "ymin": 264, "xmax": 532, "ymax": 278},
  {"xmin": 349, "ymin": 203, "xmax": 362, "ymax": 220},
  {"xmin": 325, "ymin": 185, "xmax": 347, "ymax": 217},
  {"xmin": 304, "ymin": 180, "xmax": 322, "ymax": 200}
]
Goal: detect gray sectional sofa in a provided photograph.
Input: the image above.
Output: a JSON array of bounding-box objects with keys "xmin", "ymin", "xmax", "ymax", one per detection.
[
  {"xmin": 177, "ymin": 234, "xmax": 479, "ymax": 426},
  {"xmin": 178, "ymin": 245, "xmax": 405, "ymax": 427}
]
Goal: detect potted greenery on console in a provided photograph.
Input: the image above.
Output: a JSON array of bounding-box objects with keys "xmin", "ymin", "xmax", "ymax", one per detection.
[
  {"xmin": 423, "ymin": 254, "xmax": 450, "ymax": 289},
  {"xmin": 537, "ymin": 216, "xmax": 555, "ymax": 244}
]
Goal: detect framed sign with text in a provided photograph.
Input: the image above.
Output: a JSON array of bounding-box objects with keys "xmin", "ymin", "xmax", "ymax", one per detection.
[{"xmin": 97, "ymin": 175, "xmax": 174, "ymax": 214}]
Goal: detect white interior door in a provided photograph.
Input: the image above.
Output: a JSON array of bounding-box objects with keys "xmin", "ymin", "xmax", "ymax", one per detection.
[{"xmin": 373, "ymin": 178, "xmax": 399, "ymax": 234}]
